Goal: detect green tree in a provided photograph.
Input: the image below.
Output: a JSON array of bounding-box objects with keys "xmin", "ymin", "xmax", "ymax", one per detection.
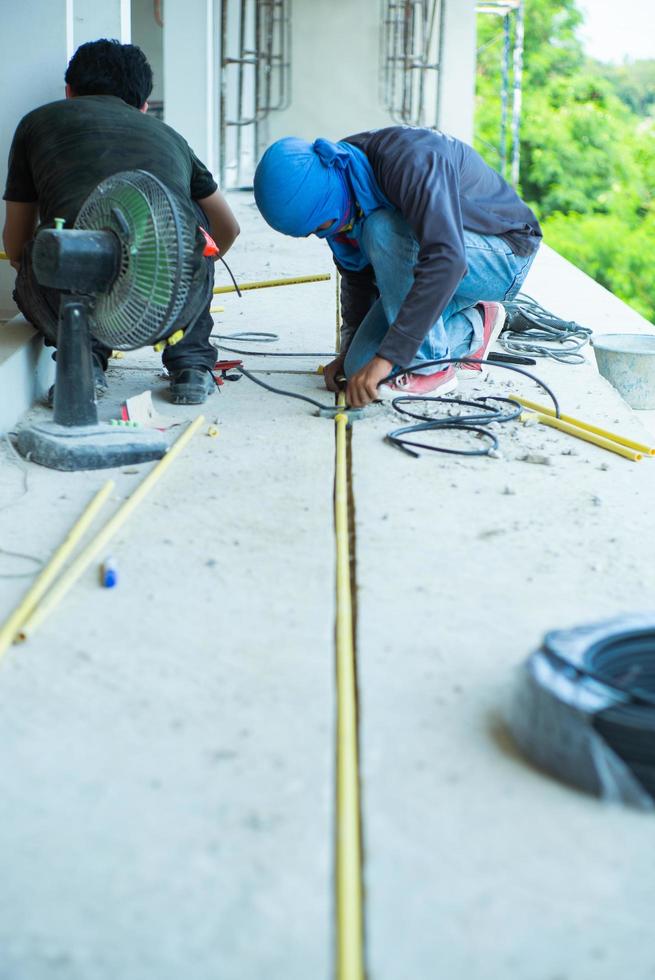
[{"xmin": 475, "ymin": 0, "xmax": 655, "ymax": 323}]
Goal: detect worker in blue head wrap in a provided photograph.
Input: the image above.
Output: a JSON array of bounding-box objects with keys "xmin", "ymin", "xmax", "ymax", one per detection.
[
  {"xmin": 254, "ymin": 136, "xmax": 391, "ymax": 269},
  {"xmin": 254, "ymin": 129, "xmax": 542, "ymax": 407}
]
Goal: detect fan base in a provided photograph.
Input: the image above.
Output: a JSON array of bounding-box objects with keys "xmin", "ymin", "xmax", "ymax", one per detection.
[{"xmin": 17, "ymin": 422, "xmax": 167, "ymax": 471}]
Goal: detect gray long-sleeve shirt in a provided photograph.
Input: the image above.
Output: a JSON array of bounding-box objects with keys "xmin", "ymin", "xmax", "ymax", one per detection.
[{"xmin": 338, "ymin": 126, "xmax": 542, "ymax": 367}]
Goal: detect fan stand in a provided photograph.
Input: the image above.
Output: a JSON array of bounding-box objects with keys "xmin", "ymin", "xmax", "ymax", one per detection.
[{"xmin": 17, "ymin": 298, "xmax": 167, "ymax": 471}]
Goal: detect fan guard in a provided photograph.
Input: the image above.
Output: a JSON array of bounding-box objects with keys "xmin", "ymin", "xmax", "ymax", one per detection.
[{"xmin": 74, "ymin": 170, "xmax": 198, "ymax": 350}]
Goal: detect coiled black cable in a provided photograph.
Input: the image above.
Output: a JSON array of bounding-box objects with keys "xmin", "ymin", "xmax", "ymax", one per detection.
[
  {"xmin": 385, "ymin": 358, "xmax": 559, "ymax": 458},
  {"xmin": 387, "ymin": 395, "xmax": 521, "ymax": 458},
  {"xmin": 511, "ymin": 615, "xmax": 655, "ymax": 809}
]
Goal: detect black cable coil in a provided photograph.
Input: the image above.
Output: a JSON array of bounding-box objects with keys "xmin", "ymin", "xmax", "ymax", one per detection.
[{"xmin": 510, "ymin": 614, "xmax": 655, "ymax": 809}]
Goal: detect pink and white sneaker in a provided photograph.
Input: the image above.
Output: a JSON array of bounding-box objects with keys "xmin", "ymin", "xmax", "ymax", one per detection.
[
  {"xmin": 458, "ymin": 301, "xmax": 506, "ymax": 381},
  {"xmin": 379, "ymin": 364, "xmax": 458, "ymax": 399}
]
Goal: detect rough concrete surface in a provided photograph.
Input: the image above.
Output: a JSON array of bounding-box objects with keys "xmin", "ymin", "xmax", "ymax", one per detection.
[
  {"xmin": 2, "ymin": 195, "xmax": 655, "ymax": 980},
  {"xmin": 0, "ymin": 196, "xmax": 336, "ymax": 980},
  {"xmin": 354, "ymin": 247, "xmax": 655, "ymax": 980}
]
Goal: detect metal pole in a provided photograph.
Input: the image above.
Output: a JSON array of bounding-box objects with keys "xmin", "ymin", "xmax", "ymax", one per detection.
[
  {"xmin": 510, "ymin": 0, "xmax": 524, "ymax": 188},
  {"xmin": 500, "ymin": 10, "xmax": 510, "ymax": 177}
]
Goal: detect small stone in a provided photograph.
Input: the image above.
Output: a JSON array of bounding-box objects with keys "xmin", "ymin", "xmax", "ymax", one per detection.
[
  {"xmin": 487, "ymin": 448, "xmax": 503, "ymax": 459},
  {"xmin": 561, "ymin": 447, "xmax": 579, "ymax": 456},
  {"xmin": 591, "ymin": 495, "xmax": 602, "ymax": 506},
  {"xmin": 478, "ymin": 528, "xmax": 505, "ymax": 540},
  {"xmin": 521, "ymin": 453, "xmax": 552, "ymax": 466},
  {"xmin": 502, "ymin": 485, "xmax": 516, "ymax": 495},
  {"xmin": 598, "ymin": 462, "xmax": 610, "ymax": 471}
]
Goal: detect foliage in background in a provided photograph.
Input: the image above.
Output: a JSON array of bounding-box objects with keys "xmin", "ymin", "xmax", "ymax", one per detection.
[{"xmin": 475, "ymin": 0, "xmax": 655, "ymax": 322}]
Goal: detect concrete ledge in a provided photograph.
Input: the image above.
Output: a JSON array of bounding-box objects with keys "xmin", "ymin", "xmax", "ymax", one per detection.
[{"xmin": 0, "ymin": 315, "xmax": 54, "ymax": 434}]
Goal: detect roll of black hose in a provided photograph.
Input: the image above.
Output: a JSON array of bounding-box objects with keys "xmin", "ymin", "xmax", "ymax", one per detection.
[{"xmin": 509, "ymin": 614, "xmax": 655, "ymax": 810}]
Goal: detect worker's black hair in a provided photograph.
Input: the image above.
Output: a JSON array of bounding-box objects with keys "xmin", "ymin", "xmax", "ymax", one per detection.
[{"xmin": 65, "ymin": 38, "xmax": 153, "ymax": 109}]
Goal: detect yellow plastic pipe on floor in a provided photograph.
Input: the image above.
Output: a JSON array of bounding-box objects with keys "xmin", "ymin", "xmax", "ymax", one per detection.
[
  {"xmin": 213, "ymin": 273, "xmax": 330, "ymax": 295},
  {"xmin": 17, "ymin": 416, "xmax": 204, "ymax": 642},
  {"xmin": 514, "ymin": 395, "xmax": 654, "ymax": 456},
  {"xmin": 523, "ymin": 411, "xmax": 643, "ymax": 461},
  {"xmin": 334, "ymin": 392, "xmax": 364, "ymax": 980},
  {"xmin": 0, "ymin": 481, "xmax": 114, "ymax": 660}
]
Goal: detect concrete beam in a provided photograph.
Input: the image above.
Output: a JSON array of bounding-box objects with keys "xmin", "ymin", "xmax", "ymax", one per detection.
[
  {"xmin": 438, "ymin": 0, "xmax": 477, "ymax": 142},
  {"xmin": 163, "ymin": 0, "xmax": 219, "ymax": 177},
  {"xmin": 70, "ymin": 0, "xmax": 131, "ymax": 53},
  {"xmin": 0, "ymin": 317, "xmax": 54, "ymax": 435}
]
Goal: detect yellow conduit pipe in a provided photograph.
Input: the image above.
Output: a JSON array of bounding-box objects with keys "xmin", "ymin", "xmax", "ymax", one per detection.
[
  {"xmin": 213, "ymin": 273, "xmax": 330, "ymax": 295},
  {"xmin": 334, "ymin": 392, "xmax": 364, "ymax": 980},
  {"xmin": 0, "ymin": 481, "xmax": 114, "ymax": 660},
  {"xmin": 522, "ymin": 412, "xmax": 643, "ymax": 462},
  {"xmin": 514, "ymin": 396, "xmax": 655, "ymax": 456},
  {"xmin": 18, "ymin": 416, "xmax": 204, "ymax": 642}
]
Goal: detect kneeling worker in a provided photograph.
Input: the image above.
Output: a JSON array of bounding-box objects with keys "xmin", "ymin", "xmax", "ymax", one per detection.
[
  {"xmin": 3, "ymin": 38, "xmax": 240, "ymax": 405},
  {"xmin": 253, "ymin": 126, "xmax": 541, "ymax": 407}
]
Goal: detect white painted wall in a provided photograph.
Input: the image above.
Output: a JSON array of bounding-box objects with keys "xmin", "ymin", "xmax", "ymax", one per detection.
[
  {"xmin": 0, "ymin": 0, "xmax": 68, "ymax": 313},
  {"xmin": 131, "ymin": 0, "xmax": 164, "ymax": 104},
  {"xmin": 163, "ymin": 0, "xmax": 220, "ymax": 178},
  {"xmin": 266, "ymin": 0, "xmax": 392, "ymax": 147},
  {"xmin": 264, "ymin": 0, "xmax": 477, "ymax": 148},
  {"xmin": 439, "ymin": 0, "xmax": 477, "ymax": 143},
  {"xmin": 0, "ymin": 0, "xmax": 131, "ymax": 314},
  {"xmin": 71, "ymin": 0, "xmax": 131, "ymax": 51}
]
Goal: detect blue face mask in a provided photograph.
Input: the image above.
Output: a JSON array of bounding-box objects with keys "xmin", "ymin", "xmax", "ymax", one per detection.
[{"xmin": 314, "ymin": 199, "xmax": 355, "ymax": 239}]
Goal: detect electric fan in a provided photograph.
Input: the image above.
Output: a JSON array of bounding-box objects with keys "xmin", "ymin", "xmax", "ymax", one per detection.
[{"xmin": 17, "ymin": 170, "xmax": 202, "ymax": 470}]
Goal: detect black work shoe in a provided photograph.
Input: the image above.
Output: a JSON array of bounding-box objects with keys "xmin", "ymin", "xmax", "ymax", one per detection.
[
  {"xmin": 47, "ymin": 359, "xmax": 109, "ymax": 407},
  {"xmin": 169, "ymin": 367, "xmax": 216, "ymax": 405}
]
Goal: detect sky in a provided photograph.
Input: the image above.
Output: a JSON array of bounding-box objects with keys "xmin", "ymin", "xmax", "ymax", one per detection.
[{"xmin": 577, "ymin": 0, "xmax": 654, "ymax": 63}]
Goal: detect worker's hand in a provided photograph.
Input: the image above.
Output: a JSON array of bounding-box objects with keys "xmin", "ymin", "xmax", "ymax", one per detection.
[
  {"xmin": 323, "ymin": 355, "xmax": 346, "ymax": 392},
  {"xmin": 346, "ymin": 356, "xmax": 394, "ymax": 407}
]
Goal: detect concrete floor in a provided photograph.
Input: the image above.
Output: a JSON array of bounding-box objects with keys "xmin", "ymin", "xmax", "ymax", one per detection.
[{"xmin": 1, "ymin": 194, "xmax": 655, "ymax": 978}]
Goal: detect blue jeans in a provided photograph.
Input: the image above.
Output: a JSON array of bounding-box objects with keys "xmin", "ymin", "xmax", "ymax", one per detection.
[{"xmin": 343, "ymin": 210, "xmax": 537, "ymax": 377}]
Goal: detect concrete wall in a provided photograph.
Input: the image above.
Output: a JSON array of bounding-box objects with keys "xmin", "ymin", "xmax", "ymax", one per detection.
[
  {"xmin": 131, "ymin": 0, "xmax": 164, "ymax": 104},
  {"xmin": 163, "ymin": 0, "xmax": 221, "ymax": 177},
  {"xmin": 264, "ymin": 0, "xmax": 477, "ymax": 148},
  {"xmin": 0, "ymin": 0, "xmax": 68, "ymax": 314},
  {"xmin": 265, "ymin": 0, "xmax": 393, "ymax": 147},
  {"xmin": 0, "ymin": 0, "xmax": 131, "ymax": 315}
]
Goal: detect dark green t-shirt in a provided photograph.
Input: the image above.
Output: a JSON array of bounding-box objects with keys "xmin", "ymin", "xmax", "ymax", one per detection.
[{"xmin": 3, "ymin": 95, "xmax": 218, "ymax": 227}]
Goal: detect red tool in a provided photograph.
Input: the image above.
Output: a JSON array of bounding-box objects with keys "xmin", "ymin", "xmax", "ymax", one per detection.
[
  {"xmin": 200, "ymin": 227, "xmax": 220, "ymax": 258},
  {"xmin": 213, "ymin": 358, "xmax": 243, "ymax": 387}
]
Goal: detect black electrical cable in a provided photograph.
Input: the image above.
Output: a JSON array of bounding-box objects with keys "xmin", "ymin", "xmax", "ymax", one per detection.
[
  {"xmin": 236, "ymin": 365, "xmax": 330, "ymax": 411},
  {"xmin": 386, "ymin": 395, "xmax": 521, "ymax": 458},
  {"xmin": 511, "ymin": 616, "xmax": 655, "ymax": 808},
  {"xmin": 386, "ymin": 420, "xmax": 500, "ymax": 458},
  {"xmin": 217, "ymin": 256, "xmax": 242, "ymax": 297},
  {"xmin": 211, "ymin": 329, "xmax": 336, "ymax": 358},
  {"xmin": 233, "ymin": 355, "xmax": 559, "ymax": 462},
  {"xmin": 385, "ymin": 358, "xmax": 559, "ymax": 458}
]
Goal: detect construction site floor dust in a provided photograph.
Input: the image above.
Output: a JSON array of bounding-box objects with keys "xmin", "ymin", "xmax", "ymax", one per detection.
[{"xmin": 1, "ymin": 193, "xmax": 655, "ymax": 980}]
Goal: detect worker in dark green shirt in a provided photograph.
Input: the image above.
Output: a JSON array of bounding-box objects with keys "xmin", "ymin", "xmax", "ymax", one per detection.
[{"xmin": 2, "ymin": 38, "xmax": 240, "ymax": 405}]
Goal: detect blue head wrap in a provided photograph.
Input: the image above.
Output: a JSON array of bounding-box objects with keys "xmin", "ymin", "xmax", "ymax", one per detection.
[{"xmin": 254, "ymin": 137, "xmax": 394, "ymax": 270}]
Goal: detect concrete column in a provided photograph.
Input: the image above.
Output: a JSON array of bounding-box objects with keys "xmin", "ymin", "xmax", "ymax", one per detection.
[
  {"xmin": 0, "ymin": 0, "xmax": 68, "ymax": 313},
  {"xmin": 163, "ymin": 0, "xmax": 220, "ymax": 177},
  {"xmin": 0, "ymin": 0, "xmax": 132, "ymax": 314},
  {"xmin": 437, "ymin": 0, "xmax": 477, "ymax": 142},
  {"xmin": 71, "ymin": 0, "xmax": 131, "ymax": 52}
]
